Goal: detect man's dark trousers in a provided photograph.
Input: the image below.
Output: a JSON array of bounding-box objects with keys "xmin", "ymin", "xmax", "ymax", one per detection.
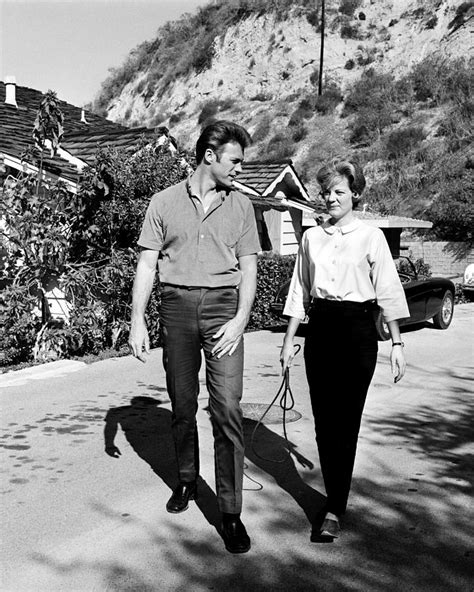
[{"xmin": 160, "ymin": 284, "xmax": 244, "ymax": 514}]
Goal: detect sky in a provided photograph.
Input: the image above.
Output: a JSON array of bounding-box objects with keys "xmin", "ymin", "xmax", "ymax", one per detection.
[{"xmin": 0, "ymin": 0, "xmax": 207, "ymax": 106}]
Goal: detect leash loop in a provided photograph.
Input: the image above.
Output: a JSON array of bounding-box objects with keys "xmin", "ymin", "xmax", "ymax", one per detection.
[{"xmin": 249, "ymin": 343, "xmax": 301, "ymax": 464}]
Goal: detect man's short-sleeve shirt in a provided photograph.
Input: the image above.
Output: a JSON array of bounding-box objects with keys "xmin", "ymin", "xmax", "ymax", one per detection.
[{"xmin": 138, "ymin": 180, "xmax": 260, "ymax": 287}]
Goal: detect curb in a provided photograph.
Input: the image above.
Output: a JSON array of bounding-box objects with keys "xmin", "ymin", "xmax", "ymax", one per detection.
[{"xmin": 0, "ymin": 360, "xmax": 87, "ymax": 388}]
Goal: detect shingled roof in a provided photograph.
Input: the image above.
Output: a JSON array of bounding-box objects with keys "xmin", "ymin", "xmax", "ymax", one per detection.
[
  {"xmin": 235, "ymin": 159, "xmax": 322, "ymax": 214},
  {"xmin": 0, "ymin": 81, "xmax": 165, "ymax": 184}
]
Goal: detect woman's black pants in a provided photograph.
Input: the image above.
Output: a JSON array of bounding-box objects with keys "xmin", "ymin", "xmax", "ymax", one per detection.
[{"xmin": 304, "ymin": 299, "xmax": 378, "ymax": 517}]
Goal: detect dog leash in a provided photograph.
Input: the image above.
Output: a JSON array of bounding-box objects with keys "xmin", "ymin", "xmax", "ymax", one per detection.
[{"xmin": 249, "ymin": 344, "xmax": 301, "ymax": 464}]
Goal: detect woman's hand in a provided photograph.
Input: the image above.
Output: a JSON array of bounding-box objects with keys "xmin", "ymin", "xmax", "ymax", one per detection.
[
  {"xmin": 386, "ymin": 320, "xmax": 406, "ymax": 383},
  {"xmin": 391, "ymin": 345, "xmax": 406, "ymax": 383},
  {"xmin": 280, "ymin": 338, "xmax": 297, "ymax": 375},
  {"xmin": 280, "ymin": 317, "xmax": 302, "ymax": 375}
]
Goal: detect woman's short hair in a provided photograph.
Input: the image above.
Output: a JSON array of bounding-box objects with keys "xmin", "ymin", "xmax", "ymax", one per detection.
[
  {"xmin": 196, "ymin": 120, "xmax": 252, "ymax": 164},
  {"xmin": 316, "ymin": 159, "xmax": 366, "ymax": 208}
]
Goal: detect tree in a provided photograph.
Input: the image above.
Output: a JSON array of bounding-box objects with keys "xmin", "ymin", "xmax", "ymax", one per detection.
[{"xmin": 0, "ymin": 139, "xmax": 189, "ymax": 366}]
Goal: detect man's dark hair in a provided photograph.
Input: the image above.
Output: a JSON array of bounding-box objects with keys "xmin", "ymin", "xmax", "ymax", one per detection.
[{"xmin": 196, "ymin": 120, "xmax": 252, "ymax": 164}]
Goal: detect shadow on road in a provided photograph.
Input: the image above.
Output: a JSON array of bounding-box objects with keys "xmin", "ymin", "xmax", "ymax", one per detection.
[
  {"xmin": 103, "ymin": 395, "xmax": 221, "ymax": 529},
  {"xmin": 243, "ymin": 417, "xmax": 326, "ymax": 524},
  {"xmin": 31, "ymin": 373, "xmax": 473, "ymax": 591},
  {"xmin": 365, "ymin": 366, "xmax": 474, "ymax": 493}
]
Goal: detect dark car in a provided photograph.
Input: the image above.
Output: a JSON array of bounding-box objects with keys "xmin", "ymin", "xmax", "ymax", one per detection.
[{"xmin": 269, "ymin": 258, "xmax": 455, "ymax": 341}]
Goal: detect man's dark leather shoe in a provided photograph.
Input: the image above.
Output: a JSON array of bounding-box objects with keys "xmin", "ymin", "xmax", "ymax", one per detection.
[
  {"xmin": 166, "ymin": 482, "xmax": 196, "ymax": 514},
  {"xmin": 222, "ymin": 517, "xmax": 251, "ymax": 554}
]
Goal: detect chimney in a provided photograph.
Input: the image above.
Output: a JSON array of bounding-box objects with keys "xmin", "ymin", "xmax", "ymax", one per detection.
[
  {"xmin": 5, "ymin": 76, "xmax": 18, "ymax": 107},
  {"xmin": 80, "ymin": 108, "xmax": 89, "ymax": 124}
]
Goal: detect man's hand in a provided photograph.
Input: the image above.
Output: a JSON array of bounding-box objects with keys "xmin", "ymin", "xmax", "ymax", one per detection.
[
  {"xmin": 211, "ymin": 315, "xmax": 246, "ymax": 358},
  {"xmin": 105, "ymin": 445, "xmax": 121, "ymax": 458},
  {"xmin": 129, "ymin": 317, "xmax": 150, "ymax": 363}
]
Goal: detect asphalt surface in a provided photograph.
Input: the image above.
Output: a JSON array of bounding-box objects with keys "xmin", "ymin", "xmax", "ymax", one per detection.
[{"xmin": 1, "ymin": 304, "xmax": 473, "ymax": 592}]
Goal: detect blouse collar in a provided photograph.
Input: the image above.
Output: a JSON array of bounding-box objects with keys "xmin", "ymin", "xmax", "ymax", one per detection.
[{"xmin": 321, "ymin": 218, "xmax": 361, "ymax": 235}]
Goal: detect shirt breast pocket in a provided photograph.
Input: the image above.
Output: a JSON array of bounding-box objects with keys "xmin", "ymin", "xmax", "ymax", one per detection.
[{"xmin": 221, "ymin": 221, "xmax": 241, "ymax": 248}]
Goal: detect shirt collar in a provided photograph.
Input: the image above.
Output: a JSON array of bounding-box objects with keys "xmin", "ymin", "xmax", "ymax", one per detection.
[
  {"xmin": 186, "ymin": 176, "xmax": 228, "ymax": 202},
  {"xmin": 321, "ymin": 218, "xmax": 361, "ymax": 235}
]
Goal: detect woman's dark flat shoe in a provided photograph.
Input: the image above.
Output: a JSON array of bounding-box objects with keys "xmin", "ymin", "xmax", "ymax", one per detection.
[{"xmin": 320, "ymin": 517, "xmax": 340, "ymax": 538}]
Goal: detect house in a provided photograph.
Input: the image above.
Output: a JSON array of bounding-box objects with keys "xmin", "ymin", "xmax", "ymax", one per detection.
[
  {"xmin": 0, "ymin": 77, "xmax": 177, "ymax": 193},
  {"xmin": 0, "ymin": 78, "xmax": 430, "ymax": 261},
  {"xmin": 1, "ymin": 78, "xmax": 320, "ymax": 255},
  {"xmin": 235, "ymin": 160, "xmax": 321, "ymax": 255}
]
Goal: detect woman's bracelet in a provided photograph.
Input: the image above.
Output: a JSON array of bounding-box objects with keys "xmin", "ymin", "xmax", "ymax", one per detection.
[{"xmin": 392, "ymin": 342, "xmax": 405, "ymax": 347}]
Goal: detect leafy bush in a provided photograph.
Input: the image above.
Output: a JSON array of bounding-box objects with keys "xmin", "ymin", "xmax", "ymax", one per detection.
[
  {"xmin": 384, "ymin": 125, "xmax": 426, "ymax": 159},
  {"xmin": 264, "ymin": 133, "xmax": 296, "ymax": 162},
  {"xmin": 248, "ymin": 253, "xmax": 296, "ymax": 330},
  {"xmin": 197, "ymin": 98, "xmax": 235, "ymax": 126},
  {"xmin": 252, "ymin": 114, "xmax": 272, "ymax": 142},
  {"xmin": 341, "ymin": 23, "xmax": 362, "ymax": 39},
  {"xmin": 291, "ymin": 123, "xmax": 308, "ymax": 142},
  {"xmin": 426, "ymin": 175, "xmax": 474, "ymax": 243},
  {"xmin": 250, "ymin": 92, "xmax": 273, "ymax": 102},
  {"xmin": 344, "ymin": 69, "xmax": 404, "ymax": 144},
  {"xmin": 306, "ymin": 9, "xmax": 320, "ymax": 30},
  {"xmin": 1, "ymin": 140, "xmax": 189, "ymax": 367},
  {"xmin": 403, "ymin": 55, "xmax": 472, "ymax": 105},
  {"xmin": 338, "ymin": 0, "xmax": 362, "ymax": 17},
  {"xmin": 314, "ymin": 81, "xmax": 343, "ymax": 114},
  {"xmin": 0, "ymin": 285, "xmax": 41, "ymax": 366}
]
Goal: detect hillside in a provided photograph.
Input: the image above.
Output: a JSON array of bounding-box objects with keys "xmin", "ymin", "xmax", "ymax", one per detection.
[{"xmin": 92, "ymin": 0, "xmax": 473, "ymax": 240}]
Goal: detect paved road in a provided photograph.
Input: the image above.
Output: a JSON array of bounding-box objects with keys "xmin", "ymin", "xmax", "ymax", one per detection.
[{"xmin": 1, "ymin": 305, "xmax": 473, "ymax": 591}]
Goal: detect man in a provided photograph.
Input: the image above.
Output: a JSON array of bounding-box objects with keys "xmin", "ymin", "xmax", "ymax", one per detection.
[{"xmin": 129, "ymin": 121, "xmax": 260, "ymax": 554}]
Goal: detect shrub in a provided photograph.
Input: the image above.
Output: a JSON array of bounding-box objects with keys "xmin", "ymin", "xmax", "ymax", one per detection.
[
  {"xmin": 384, "ymin": 125, "xmax": 426, "ymax": 160},
  {"xmin": 0, "ymin": 285, "xmax": 41, "ymax": 366},
  {"xmin": 1, "ymin": 141, "xmax": 189, "ymax": 367},
  {"xmin": 252, "ymin": 114, "xmax": 272, "ymax": 142},
  {"xmin": 309, "ymin": 68, "xmax": 320, "ymax": 86},
  {"xmin": 344, "ymin": 69, "xmax": 403, "ymax": 144},
  {"xmin": 291, "ymin": 123, "xmax": 308, "ymax": 142},
  {"xmin": 264, "ymin": 133, "xmax": 296, "ymax": 161},
  {"xmin": 197, "ymin": 98, "xmax": 234, "ymax": 125},
  {"xmin": 314, "ymin": 81, "xmax": 343, "ymax": 114},
  {"xmin": 338, "ymin": 0, "xmax": 362, "ymax": 17},
  {"xmin": 425, "ymin": 15, "xmax": 438, "ymax": 29},
  {"xmin": 341, "ymin": 23, "xmax": 362, "ymax": 39},
  {"xmin": 437, "ymin": 99, "xmax": 474, "ymax": 150},
  {"xmin": 169, "ymin": 110, "xmax": 185, "ymax": 125},
  {"xmin": 405, "ymin": 55, "xmax": 472, "ymax": 105},
  {"xmin": 248, "ymin": 253, "xmax": 296, "ymax": 330},
  {"xmin": 426, "ymin": 176, "xmax": 474, "ymax": 243},
  {"xmin": 306, "ymin": 9, "xmax": 320, "ymax": 30}
]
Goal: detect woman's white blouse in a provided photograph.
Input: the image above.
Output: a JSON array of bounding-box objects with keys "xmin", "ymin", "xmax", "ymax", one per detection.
[{"xmin": 283, "ymin": 219, "xmax": 410, "ymax": 322}]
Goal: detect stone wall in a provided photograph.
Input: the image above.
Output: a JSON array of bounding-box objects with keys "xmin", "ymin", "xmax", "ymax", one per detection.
[{"xmin": 402, "ymin": 241, "xmax": 474, "ymax": 278}]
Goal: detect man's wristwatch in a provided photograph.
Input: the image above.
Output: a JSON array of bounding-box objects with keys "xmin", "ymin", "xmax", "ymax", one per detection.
[{"xmin": 392, "ymin": 342, "xmax": 405, "ymax": 347}]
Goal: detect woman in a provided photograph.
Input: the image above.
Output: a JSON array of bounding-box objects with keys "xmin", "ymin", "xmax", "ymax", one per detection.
[{"xmin": 280, "ymin": 159, "xmax": 408, "ymax": 542}]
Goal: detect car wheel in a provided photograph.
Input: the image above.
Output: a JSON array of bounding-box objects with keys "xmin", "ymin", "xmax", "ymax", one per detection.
[
  {"xmin": 432, "ymin": 290, "xmax": 454, "ymax": 329},
  {"xmin": 375, "ymin": 310, "xmax": 391, "ymax": 341}
]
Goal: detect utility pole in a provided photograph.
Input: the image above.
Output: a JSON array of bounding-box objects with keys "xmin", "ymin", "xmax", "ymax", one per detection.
[{"xmin": 318, "ymin": 0, "xmax": 325, "ymax": 96}]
